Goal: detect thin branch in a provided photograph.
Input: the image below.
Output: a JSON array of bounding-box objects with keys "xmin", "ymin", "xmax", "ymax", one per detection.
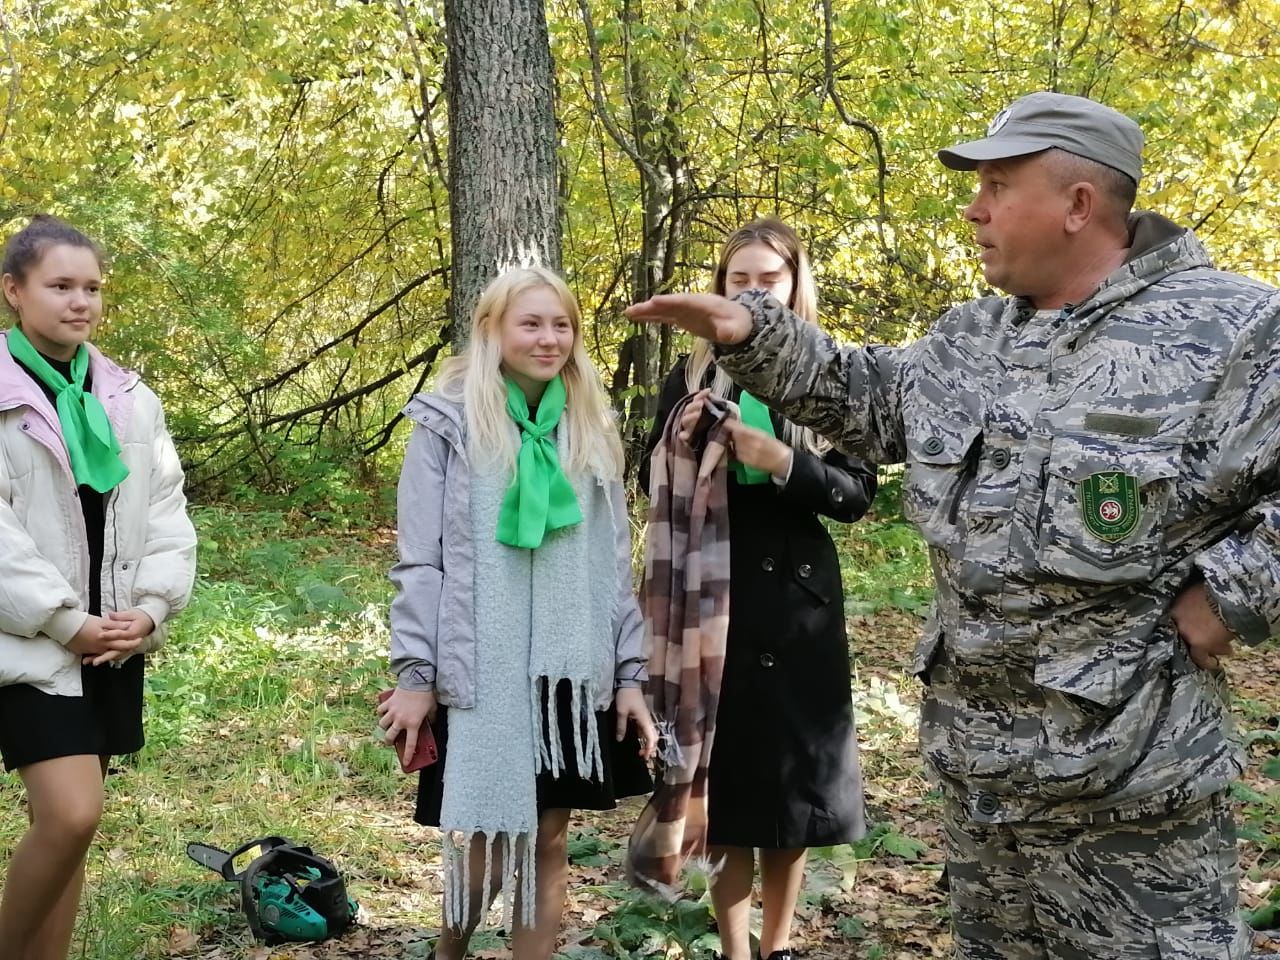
[
  {"xmin": 245, "ymin": 266, "xmax": 446, "ymax": 399},
  {"xmin": 394, "ymin": 0, "xmax": 446, "ymax": 188},
  {"xmin": 0, "ymin": 7, "xmax": 19, "ymax": 147},
  {"xmin": 821, "ymin": 0, "xmax": 892, "ymax": 261},
  {"xmin": 574, "ymin": 0, "xmax": 660, "ymax": 182},
  {"xmin": 359, "ymin": 348, "xmax": 441, "ymax": 457},
  {"xmin": 1193, "ymin": 112, "xmax": 1279, "ymax": 232},
  {"xmin": 183, "ymin": 332, "xmax": 449, "ymax": 445},
  {"xmin": 260, "ymin": 214, "xmax": 410, "ymax": 338}
]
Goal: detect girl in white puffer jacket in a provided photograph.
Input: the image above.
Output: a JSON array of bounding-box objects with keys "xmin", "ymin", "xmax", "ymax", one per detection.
[{"xmin": 0, "ymin": 215, "xmax": 196, "ymax": 959}]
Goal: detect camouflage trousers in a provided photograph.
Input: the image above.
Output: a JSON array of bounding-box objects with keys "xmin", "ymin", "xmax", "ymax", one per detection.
[{"xmin": 943, "ymin": 791, "xmax": 1252, "ymax": 959}]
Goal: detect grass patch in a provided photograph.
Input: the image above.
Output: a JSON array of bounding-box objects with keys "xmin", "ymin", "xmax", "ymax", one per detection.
[{"xmin": 835, "ymin": 471, "xmax": 934, "ymax": 618}]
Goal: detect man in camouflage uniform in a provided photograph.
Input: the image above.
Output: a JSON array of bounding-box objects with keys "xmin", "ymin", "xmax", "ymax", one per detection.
[{"xmin": 628, "ymin": 92, "xmax": 1280, "ymax": 958}]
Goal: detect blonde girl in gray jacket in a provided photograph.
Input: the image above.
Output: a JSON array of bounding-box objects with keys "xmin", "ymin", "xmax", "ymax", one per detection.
[
  {"xmin": 0, "ymin": 216, "xmax": 197, "ymax": 958},
  {"xmin": 378, "ymin": 267, "xmax": 657, "ymax": 960}
]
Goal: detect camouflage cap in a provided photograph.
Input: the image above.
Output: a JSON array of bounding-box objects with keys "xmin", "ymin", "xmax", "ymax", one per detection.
[{"xmin": 938, "ymin": 92, "xmax": 1143, "ymax": 185}]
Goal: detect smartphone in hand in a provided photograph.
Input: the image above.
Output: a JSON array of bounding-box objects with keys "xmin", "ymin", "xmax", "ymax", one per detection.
[{"xmin": 376, "ymin": 689, "xmax": 439, "ymax": 773}]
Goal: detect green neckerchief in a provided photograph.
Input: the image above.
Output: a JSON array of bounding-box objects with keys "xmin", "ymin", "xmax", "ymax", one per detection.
[
  {"xmin": 496, "ymin": 374, "xmax": 582, "ymax": 548},
  {"xmin": 6, "ymin": 328, "xmax": 129, "ymax": 493},
  {"xmin": 732, "ymin": 390, "xmax": 777, "ymax": 485}
]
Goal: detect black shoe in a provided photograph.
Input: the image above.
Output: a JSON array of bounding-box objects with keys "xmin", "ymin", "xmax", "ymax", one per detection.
[{"xmin": 761, "ymin": 951, "xmax": 795, "ymax": 960}]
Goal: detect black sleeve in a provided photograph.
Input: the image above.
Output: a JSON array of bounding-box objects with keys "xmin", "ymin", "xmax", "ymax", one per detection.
[
  {"xmin": 638, "ymin": 358, "xmax": 693, "ymax": 497},
  {"xmin": 778, "ymin": 446, "xmax": 877, "ymax": 523}
]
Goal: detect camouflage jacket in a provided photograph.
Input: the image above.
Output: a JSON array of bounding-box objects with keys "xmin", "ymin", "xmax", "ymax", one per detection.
[{"xmin": 717, "ymin": 212, "xmax": 1280, "ymax": 824}]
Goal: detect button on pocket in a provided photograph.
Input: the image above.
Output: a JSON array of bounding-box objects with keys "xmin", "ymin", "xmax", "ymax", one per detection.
[
  {"xmin": 1036, "ymin": 433, "xmax": 1182, "ymax": 584},
  {"xmin": 902, "ymin": 416, "xmax": 982, "ymax": 552}
]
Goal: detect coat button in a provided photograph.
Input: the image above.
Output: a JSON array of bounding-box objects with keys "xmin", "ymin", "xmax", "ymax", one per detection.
[
  {"xmin": 120, "ymin": 562, "xmax": 129, "ymax": 571},
  {"xmin": 20, "ymin": 422, "xmax": 29, "ymax": 431},
  {"xmin": 761, "ymin": 557, "xmax": 775, "ymax": 572},
  {"xmin": 923, "ymin": 436, "xmax": 945, "ymax": 456},
  {"xmin": 990, "ymin": 448, "xmax": 1010, "ymax": 469},
  {"xmin": 830, "ymin": 488, "xmax": 844, "ymax": 504},
  {"xmin": 798, "ymin": 563, "xmax": 812, "ymax": 578},
  {"xmin": 976, "ymin": 793, "xmax": 999, "ymax": 816},
  {"xmin": 759, "ymin": 653, "xmax": 775, "ymax": 668}
]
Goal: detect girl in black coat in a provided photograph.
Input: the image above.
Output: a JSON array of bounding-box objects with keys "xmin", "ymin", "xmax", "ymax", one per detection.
[{"xmin": 639, "ymin": 219, "xmax": 876, "ymax": 960}]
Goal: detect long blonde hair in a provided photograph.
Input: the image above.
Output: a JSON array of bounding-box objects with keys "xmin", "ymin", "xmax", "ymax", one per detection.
[
  {"xmin": 685, "ymin": 219, "xmax": 827, "ymax": 454},
  {"xmin": 438, "ymin": 266, "xmax": 624, "ymax": 480}
]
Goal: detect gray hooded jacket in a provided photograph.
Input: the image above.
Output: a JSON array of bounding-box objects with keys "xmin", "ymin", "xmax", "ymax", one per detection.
[{"xmin": 389, "ymin": 393, "xmax": 646, "ymax": 710}]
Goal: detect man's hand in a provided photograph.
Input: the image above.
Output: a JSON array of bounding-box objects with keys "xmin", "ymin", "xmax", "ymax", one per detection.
[
  {"xmin": 377, "ymin": 688, "xmax": 438, "ymax": 762},
  {"xmin": 614, "ymin": 687, "xmax": 658, "ymax": 760},
  {"xmin": 625, "ymin": 293, "xmax": 753, "ymax": 345},
  {"xmin": 1172, "ymin": 582, "xmax": 1236, "ymax": 670}
]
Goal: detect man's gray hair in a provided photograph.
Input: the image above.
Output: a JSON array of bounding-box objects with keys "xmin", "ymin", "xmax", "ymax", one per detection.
[{"xmin": 1046, "ymin": 148, "xmax": 1137, "ymax": 224}]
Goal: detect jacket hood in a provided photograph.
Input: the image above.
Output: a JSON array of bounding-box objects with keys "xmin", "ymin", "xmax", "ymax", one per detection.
[
  {"xmin": 403, "ymin": 391, "xmax": 466, "ymax": 449},
  {"xmin": 1078, "ymin": 211, "xmax": 1211, "ymax": 314}
]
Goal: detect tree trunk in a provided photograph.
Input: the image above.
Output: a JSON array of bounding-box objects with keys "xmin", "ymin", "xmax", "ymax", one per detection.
[{"xmin": 444, "ymin": 0, "xmax": 561, "ymax": 343}]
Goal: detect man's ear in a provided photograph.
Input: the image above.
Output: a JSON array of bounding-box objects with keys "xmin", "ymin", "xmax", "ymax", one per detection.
[{"xmin": 1064, "ymin": 181, "xmax": 1097, "ymax": 236}]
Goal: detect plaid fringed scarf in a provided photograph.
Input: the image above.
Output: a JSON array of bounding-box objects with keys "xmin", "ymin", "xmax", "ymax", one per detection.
[{"xmin": 626, "ymin": 394, "xmax": 735, "ymax": 897}]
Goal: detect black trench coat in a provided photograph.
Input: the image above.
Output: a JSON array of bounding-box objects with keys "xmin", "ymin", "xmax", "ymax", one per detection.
[{"xmin": 640, "ymin": 357, "xmax": 876, "ymax": 848}]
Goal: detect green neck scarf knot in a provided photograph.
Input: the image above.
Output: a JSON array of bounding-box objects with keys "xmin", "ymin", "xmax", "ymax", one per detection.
[
  {"xmin": 7, "ymin": 327, "xmax": 129, "ymax": 493},
  {"xmin": 495, "ymin": 374, "xmax": 582, "ymax": 548}
]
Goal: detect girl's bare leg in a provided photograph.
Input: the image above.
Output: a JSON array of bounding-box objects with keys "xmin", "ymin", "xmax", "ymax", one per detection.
[{"xmin": 0, "ymin": 755, "xmax": 105, "ymax": 960}]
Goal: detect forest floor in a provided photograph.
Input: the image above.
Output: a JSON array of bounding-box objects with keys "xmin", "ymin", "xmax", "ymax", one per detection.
[{"xmin": 3, "ymin": 498, "xmax": 1280, "ymax": 959}]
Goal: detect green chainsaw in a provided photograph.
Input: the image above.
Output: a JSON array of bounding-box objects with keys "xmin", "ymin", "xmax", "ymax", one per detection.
[{"xmin": 187, "ymin": 836, "xmax": 358, "ymax": 944}]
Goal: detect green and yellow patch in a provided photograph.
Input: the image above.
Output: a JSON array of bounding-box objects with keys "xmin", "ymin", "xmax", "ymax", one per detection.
[{"xmin": 1079, "ymin": 471, "xmax": 1141, "ymax": 542}]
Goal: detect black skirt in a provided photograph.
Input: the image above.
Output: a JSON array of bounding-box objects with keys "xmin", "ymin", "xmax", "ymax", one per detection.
[
  {"xmin": 415, "ymin": 679, "xmax": 653, "ymax": 825},
  {"xmin": 0, "ymin": 657, "xmax": 145, "ymax": 771}
]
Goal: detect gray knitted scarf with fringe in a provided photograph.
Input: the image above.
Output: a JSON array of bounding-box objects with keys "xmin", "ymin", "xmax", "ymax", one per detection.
[{"xmin": 439, "ymin": 427, "xmax": 617, "ymax": 929}]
